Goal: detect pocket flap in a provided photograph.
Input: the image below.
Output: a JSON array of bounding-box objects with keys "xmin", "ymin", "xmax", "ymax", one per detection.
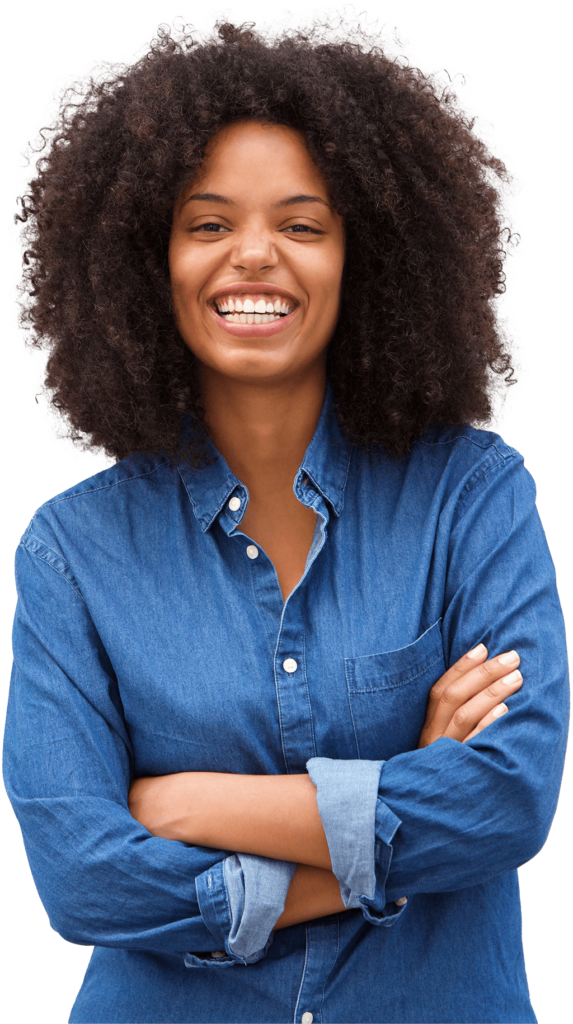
[{"xmin": 345, "ymin": 619, "xmax": 444, "ymax": 693}]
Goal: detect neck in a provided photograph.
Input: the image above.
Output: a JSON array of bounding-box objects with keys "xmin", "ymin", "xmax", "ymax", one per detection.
[{"xmin": 200, "ymin": 364, "xmax": 326, "ymax": 490}]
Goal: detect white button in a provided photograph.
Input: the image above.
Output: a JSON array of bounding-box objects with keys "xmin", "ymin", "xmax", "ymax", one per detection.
[
  {"xmin": 395, "ymin": 896, "xmax": 408, "ymax": 906},
  {"xmin": 283, "ymin": 658, "xmax": 298, "ymax": 673},
  {"xmin": 228, "ymin": 496, "xmax": 241, "ymax": 512},
  {"xmin": 211, "ymin": 951, "xmax": 226, "ymax": 958},
  {"xmin": 246, "ymin": 545, "xmax": 259, "ymax": 559},
  {"xmin": 302, "ymin": 1013, "xmax": 313, "ymax": 1024}
]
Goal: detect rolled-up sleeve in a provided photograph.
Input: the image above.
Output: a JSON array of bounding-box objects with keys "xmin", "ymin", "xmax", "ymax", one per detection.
[
  {"xmin": 191, "ymin": 854, "xmax": 296, "ymax": 966},
  {"xmin": 307, "ymin": 757, "xmax": 406, "ymax": 925},
  {"xmin": 309, "ymin": 455, "xmax": 569, "ymax": 922}
]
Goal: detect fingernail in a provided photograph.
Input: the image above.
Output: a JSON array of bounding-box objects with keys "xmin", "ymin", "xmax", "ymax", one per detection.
[
  {"xmin": 501, "ymin": 669, "xmax": 522, "ymax": 685},
  {"xmin": 492, "ymin": 703, "xmax": 508, "ymax": 718},
  {"xmin": 497, "ymin": 650, "xmax": 518, "ymax": 666},
  {"xmin": 467, "ymin": 643, "xmax": 486, "ymax": 659},
  {"xmin": 395, "ymin": 897, "xmax": 408, "ymax": 906}
]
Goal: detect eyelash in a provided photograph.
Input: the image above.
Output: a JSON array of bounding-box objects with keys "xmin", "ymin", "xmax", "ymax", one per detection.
[{"xmin": 190, "ymin": 223, "xmax": 323, "ymax": 235}]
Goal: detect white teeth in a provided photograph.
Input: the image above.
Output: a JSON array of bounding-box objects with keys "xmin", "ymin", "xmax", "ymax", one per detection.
[
  {"xmin": 223, "ymin": 311, "xmax": 283, "ymax": 324},
  {"xmin": 215, "ymin": 294, "xmax": 295, "ymax": 320}
]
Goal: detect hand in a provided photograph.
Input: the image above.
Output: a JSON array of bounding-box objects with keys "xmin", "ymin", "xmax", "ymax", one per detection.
[{"xmin": 418, "ymin": 643, "xmax": 523, "ymax": 748}]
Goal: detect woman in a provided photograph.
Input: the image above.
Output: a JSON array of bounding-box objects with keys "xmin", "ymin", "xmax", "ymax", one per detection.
[{"xmin": 3, "ymin": 20, "xmax": 568, "ymax": 1024}]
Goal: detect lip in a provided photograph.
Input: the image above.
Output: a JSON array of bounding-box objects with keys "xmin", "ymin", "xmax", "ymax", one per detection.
[{"xmin": 208, "ymin": 302, "xmax": 299, "ymax": 337}]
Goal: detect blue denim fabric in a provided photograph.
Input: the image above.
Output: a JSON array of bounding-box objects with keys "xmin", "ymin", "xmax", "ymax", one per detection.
[
  {"xmin": 3, "ymin": 385, "xmax": 568, "ymax": 1023},
  {"xmin": 307, "ymin": 757, "xmax": 386, "ymax": 909}
]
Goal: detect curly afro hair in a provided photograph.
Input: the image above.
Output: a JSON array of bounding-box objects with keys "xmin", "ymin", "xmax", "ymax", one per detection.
[{"xmin": 17, "ymin": 19, "xmax": 516, "ymax": 463}]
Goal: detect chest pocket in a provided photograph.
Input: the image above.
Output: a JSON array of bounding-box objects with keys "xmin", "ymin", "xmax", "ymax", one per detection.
[{"xmin": 345, "ymin": 619, "xmax": 445, "ymax": 761}]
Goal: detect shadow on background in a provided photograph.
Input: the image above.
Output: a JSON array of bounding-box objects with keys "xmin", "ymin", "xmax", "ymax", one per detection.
[{"xmin": 3, "ymin": 9, "xmax": 568, "ymax": 1024}]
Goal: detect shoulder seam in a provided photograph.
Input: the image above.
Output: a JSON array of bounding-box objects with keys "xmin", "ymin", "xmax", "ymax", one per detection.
[
  {"xmin": 418, "ymin": 434, "xmax": 515, "ymax": 460},
  {"xmin": 19, "ymin": 537, "xmax": 87, "ymax": 605},
  {"xmin": 39, "ymin": 460, "xmax": 167, "ymax": 512},
  {"xmin": 454, "ymin": 447, "xmax": 521, "ymax": 521}
]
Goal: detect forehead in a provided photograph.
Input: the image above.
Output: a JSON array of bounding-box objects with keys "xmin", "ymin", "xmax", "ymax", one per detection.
[{"xmin": 183, "ymin": 120, "xmax": 330, "ymax": 201}]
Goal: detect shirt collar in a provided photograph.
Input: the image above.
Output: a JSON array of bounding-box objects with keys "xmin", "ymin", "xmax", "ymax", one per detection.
[{"xmin": 177, "ymin": 383, "xmax": 352, "ymax": 533}]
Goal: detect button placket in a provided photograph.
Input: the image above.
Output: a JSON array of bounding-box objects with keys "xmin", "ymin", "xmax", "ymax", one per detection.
[{"xmin": 293, "ymin": 917, "xmax": 340, "ymax": 1024}]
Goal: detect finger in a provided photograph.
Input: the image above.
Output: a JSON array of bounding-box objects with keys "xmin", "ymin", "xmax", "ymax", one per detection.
[
  {"xmin": 444, "ymin": 669, "xmax": 522, "ymax": 742},
  {"xmin": 425, "ymin": 643, "xmax": 488, "ymax": 709},
  {"xmin": 429, "ymin": 650, "xmax": 521, "ymax": 736},
  {"xmin": 463, "ymin": 702, "xmax": 509, "ymax": 743},
  {"xmin": 422, "ymin": 643, "xmax": 489, "ymax": 730}
]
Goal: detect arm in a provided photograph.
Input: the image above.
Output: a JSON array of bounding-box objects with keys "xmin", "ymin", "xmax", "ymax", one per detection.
[
  {"xmin": 129, "ymin": 640, "xmax": 523, "ymax": 939},
  {"xmin": 128, "ymin": 768, "xmax": 347, "ymax": 930},
  {"xmin": 129, "ymin": 769, "xmax": 331, "ymax": 868},
  {"xmin": 128, "ymin": 642, "xmax": 523, "ymax": 864},
  {"xmin": 2, "ymin": 539, "xmax": 263, "ymax": 960},
  {"xmin": 130, "ymin": 454, "xmax": 568, "ymax": 925},
  {"xmin": 274, "ymin": 865, "xmax": 345, "ymax": 928},
  {"xmin": 309, "ymin": 452, "xmax": 568, "ymax": 921}
]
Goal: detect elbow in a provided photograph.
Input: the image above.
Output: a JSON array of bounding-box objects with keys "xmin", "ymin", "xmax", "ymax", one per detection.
[{"xmin": 506, "ymin": 783, "xmax": 557, "ymax": 868}]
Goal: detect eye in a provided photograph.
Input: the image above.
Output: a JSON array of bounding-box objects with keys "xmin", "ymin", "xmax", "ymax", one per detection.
[
  {"xmin": 283, "ymin": 224, "xmax": 323, "ymax": 235},
  {"xmin": 190, "ymin": 223, "xmax": 230, "ymax": 233}
]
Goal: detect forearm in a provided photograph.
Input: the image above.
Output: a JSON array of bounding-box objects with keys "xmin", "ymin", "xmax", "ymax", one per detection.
[
  {"xmin": 274, "ymin": 864, "xmax": 345, "ymax": 928},
  {"xmin": 129, "ymin": 771, "xmax": 331, "ymax": 869}
]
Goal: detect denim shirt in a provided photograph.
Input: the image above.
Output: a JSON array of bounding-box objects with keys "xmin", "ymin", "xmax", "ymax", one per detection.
[{"xmin": 3, "ymin": 387, "xmax": 568, "ymax": 1024}]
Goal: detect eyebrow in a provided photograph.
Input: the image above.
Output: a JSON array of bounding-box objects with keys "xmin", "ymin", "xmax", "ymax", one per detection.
[{"xmin": 182, "ymin": 192, "xmax": 330, "ymax": 209}]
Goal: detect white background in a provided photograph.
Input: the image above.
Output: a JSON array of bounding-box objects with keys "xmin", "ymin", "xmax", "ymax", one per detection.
[{"xmin": 2, "ymin": 6, "xmax": 568, "ymax": 1015}]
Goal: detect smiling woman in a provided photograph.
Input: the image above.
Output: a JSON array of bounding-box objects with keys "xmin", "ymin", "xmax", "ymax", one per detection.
[
  {"xmin": 3, "ymin": 18, "xmax": 568, "ymax": 1024},
  {"xmin": 169, "ymin": 121, "xmax": 344, "ymax": 379}
]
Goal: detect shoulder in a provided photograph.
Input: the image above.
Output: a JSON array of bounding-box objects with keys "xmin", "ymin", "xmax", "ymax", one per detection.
[
  {"xmin": 411, "ymin": 423, "xmax": 524, "ymax": 489},
  {"xmin": 20, "ymin": 452, "xmax": 175, "ymax": 557},
  {"xmin": 415, "ymin": 422, "xmax": 517, "ymax": 463},
  {"xmin": 361, "ymin": 422, "xmax": 535, "ymax": 520},
  {"xmin": 408, "ymin": 424, "xmax": 536, "ymax": 528}
]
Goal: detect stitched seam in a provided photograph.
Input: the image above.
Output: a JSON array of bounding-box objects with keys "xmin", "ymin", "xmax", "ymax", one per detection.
[
  {"xmin": 346, "ymin": 678, "xmax": 362, "ymax": 758},
  {"xmin": 335, "ymin": 444, "xmax": 353, "ymax": 516},
  {"xmin": 293, "ymin": 924, "xmax": 311, "ymax": 1024},
  {"xmin": 417, "ymin": 434, "xmax": 514, "ymax": 458},
  {"xmin": 20, "ymin": 543, "xmax": 87, "ymax": 605},
  {"xmin": 40, "ymin": 460, "xmax": 167, "ymax": 511},
  {"xmin": 347, "ymin": 650, "xmax": 444, "ymax": 693},
  {"xmin": 301, "ymin": 630, "xmax": 318, "ymax": 759},
  {"xmin": 456, "ymin": 451, "xmax": 518, "ymax": 508}
]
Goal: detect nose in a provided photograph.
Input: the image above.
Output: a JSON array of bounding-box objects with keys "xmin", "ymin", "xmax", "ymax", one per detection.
[{"xmin": 229, "ymin": 221, "xmax": 279, "ymax": 274}]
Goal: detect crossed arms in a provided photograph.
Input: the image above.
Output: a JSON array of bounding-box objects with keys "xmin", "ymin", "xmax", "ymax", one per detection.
[{"xmin": 128, "ymin": 642, "xmax": 524, "ymax": 929}]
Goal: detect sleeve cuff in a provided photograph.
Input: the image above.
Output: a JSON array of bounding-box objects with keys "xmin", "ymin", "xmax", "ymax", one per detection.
[
  {"xmin": 307, "ymin": 757, "xmax": 407, "ymax": 927},
  {"xmin": 193, "ymin": 854, "xmax": 296, "ymax": 966}
]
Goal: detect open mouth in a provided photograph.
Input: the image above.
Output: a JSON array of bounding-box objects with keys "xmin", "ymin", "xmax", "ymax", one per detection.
[{"xmin": 211, "ymin": 294, "xmax": 296, "ymax": 324}]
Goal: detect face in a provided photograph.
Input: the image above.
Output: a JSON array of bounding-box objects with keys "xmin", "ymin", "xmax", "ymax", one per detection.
[{"xmin": 169, "ymin": 120, "xmax": 345, "ymax": 386}]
